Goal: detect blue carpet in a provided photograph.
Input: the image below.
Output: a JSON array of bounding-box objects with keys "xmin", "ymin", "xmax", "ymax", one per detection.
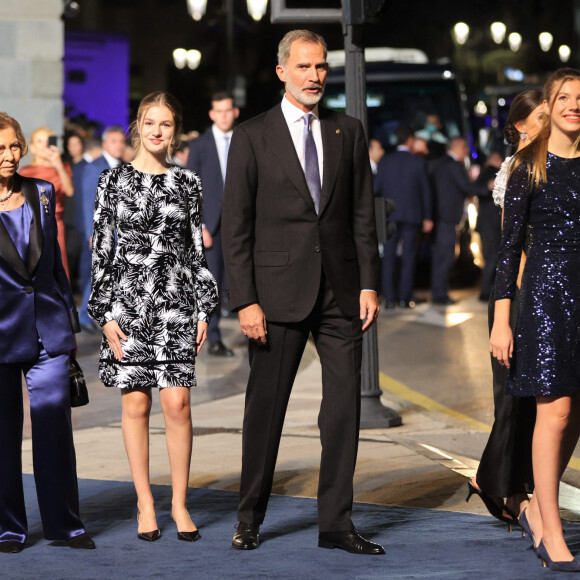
[{"xmin": 3, "ymin": 475, "xmax": 579, "ymax": 579}]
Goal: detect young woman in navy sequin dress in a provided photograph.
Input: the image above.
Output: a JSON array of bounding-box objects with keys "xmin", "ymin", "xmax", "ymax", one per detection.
[{"xmin": 491, "ymin": 69, "xmax": 580, "ymax": 571}]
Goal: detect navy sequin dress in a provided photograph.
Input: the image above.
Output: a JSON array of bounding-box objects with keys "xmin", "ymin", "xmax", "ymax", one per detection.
[{"xmin": 495, "ymin": 153, "xmax": 580, "ymax": 397}]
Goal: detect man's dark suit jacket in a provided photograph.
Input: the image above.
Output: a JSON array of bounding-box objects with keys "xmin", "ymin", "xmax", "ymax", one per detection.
[
  {"xmin": 81, "ymin": 155, "xmax": 111, "ymax": 238},
  {"xmin": 222, "ymin": 103, "xmax": 380, "ymax": 323},
  {"xmin": 187, "ymin": 128, "xmax": 223, "ymax": 235},
  {"xmin": 431, "ymin": 154, "xmax": 489, "ymax": 226},
  {"xmin": 374, "ymin": 149, "xmax": 431, "ymax": 224}
]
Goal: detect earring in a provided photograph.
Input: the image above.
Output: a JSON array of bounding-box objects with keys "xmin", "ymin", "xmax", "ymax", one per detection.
[{"xmin": 520, "ymin": 130, "xmax": 527, "ymax": 141}]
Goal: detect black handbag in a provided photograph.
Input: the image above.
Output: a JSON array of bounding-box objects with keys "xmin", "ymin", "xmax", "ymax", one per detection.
[{"xmin": 70, "ymin": 357, "xmax": 89, "ymax": 407}]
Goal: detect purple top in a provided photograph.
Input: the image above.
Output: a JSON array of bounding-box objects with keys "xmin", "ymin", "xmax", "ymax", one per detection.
[{"xmin": 0, "ymin": 202, "xmax": 32, "ymax": 261}]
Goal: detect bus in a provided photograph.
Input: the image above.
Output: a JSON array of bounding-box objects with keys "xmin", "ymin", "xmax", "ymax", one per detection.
[{"xmin": 322, "ymin": 48, "xmax": 472, "ymax": 156}]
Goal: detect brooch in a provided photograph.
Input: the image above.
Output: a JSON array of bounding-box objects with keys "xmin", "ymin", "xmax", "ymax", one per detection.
[{"xmin": 40, "ymin": 194, "xmax": 49, "ymax": 214}]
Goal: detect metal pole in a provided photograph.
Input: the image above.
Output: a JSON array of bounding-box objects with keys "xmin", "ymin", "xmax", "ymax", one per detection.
[
  {"xmin": 344, "ymin": 23, "xmax": 401, "ymax": 428},
  {"xmin": 225, "ymin": 0, "xmax": 234, "ymax": 93}
]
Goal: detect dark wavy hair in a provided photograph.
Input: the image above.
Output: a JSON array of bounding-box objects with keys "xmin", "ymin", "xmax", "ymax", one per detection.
[{"xmin": 504, "ymin": 89, "xmax": 543, "ymax": 147}]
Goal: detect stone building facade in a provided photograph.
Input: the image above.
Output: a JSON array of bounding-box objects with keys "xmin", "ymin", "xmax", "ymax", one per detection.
[{"xmin": 0, "ymin": 0, "xmax": 64, "ymax": 149}]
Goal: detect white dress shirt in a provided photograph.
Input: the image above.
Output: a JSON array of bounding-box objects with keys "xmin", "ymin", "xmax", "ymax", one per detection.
[
  {"xmin": 280, "ymin": 95, "xmax": 324, "ymax": 188},
  {"xmin": 212, "ymin": 124, "xmax": 233, "ymax": 183},
  {"xmin": 103, "ymin": 150, "xmax": 121, "ymax": 169}
]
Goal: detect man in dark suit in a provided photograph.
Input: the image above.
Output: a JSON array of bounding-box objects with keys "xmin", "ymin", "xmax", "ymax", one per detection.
[
  {"xmin": 222, "ymin": 30, "xmax": 383, "ymax": 555},
  {"xmin": 187, "ymin": 92, "xmax": 239, "ymax": 356},
  {"xmin": 78, "ymin": 126, "xmax": 125, "ymax": 331},
  {"xmin": 374, "ymin": 126, "xmax": 432, "ymax": 307},
  {"xmin": 430, "ymin": 137, "xmax": 490, "ymax": 304}
]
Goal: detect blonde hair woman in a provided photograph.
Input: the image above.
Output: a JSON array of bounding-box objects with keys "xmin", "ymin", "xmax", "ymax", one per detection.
[
  {"xmin": 491, "ymin": 68, "xmax": 580, "ymax": 572},
  {"xmin": 88, "ymin": 92, "xmax": 218, "ymax": 543},
  {"xmin": 20, "ymin": 127, "xmax": 74, "ymax": 278}
]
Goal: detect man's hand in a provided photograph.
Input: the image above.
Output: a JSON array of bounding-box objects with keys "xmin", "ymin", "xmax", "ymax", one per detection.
[
  {"xmin": 360, "ymin": 291, "xmax": 380, "ymax": 332},
  {"xmin": 202, "ymin": 226, "xmax": 213, "ymax": 249},
  {"xmin": 422, "ymin": 219, "xmax": 434, "ymax": 233},
  {"xmin": 238, "ymin": 303, "xmax": 267, "ymax": 345}
]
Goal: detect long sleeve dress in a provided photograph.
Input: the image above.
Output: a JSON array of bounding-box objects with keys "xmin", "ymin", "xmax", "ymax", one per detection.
[
  {"xmin": 495, "ymin": 153, "xmax": 580, "ymax": 397},
  {"xmin": 88, "ymin": 164, "xmax": 219, "ymax": 389}
]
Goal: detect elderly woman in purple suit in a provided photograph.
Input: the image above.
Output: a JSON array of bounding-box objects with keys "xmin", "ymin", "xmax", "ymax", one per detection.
[{"xmin": 0, "ymin": 112, "xmax": 94, "ymax": 553}]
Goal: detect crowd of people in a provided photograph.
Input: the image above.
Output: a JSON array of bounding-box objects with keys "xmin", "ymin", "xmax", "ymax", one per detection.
[{"xmin": 1, "ymin": 27, "xmax": 580, "ymax": 573}]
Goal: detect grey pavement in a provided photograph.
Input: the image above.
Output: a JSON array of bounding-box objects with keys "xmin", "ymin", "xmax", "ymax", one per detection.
[{"xmin": 20, "ymin": 292, "xmax": 580, "ymax": 525}]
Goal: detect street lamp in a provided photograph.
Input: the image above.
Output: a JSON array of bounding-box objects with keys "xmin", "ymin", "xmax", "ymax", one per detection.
[
  {"xmin": 490, "ymin": 22, "xmax": 506, "ymax": 44},
  {"xmin": 173, "ymin": 48, "xmax": 202, "ymax": 70},
  {"xmin": 559, "ymin": 45, "xmax": 571, "ymax": 63},
  {"xmin": 539, "ymin": 32, "xmax": 553, "ymax": 52},
  {"xmin": 453, "ymin": 22, "xmax": 469, "ymax": 45},
  {"xmin": 247, "ymin": 0, "xmax": 268, "ymax": 21},
  {"xmin": 173, "ymin": 48, "xmax": 188, "ymax": 69},
  {"xmin": 187, "ymin": 0, "xmax": 207, "ymax": 21},
  {"xmin": 508, "ymin": 32, "xmax": 522, "ymax": 52},
  {"xmin": 187, "ymin": 49, "xmax": 202, "ymax": 70}
]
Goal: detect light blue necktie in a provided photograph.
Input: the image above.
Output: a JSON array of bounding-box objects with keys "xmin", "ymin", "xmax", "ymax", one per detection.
[
  {"xmin": 221, "ymin": 135, "xmax": 230, "ymax": 182},
  {"xmin": 302, "ymin": 113, "xmax": 321, "ymax": 214}
]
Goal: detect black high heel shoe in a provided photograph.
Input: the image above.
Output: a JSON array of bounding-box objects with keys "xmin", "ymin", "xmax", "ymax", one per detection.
[
  {"xmin": 466, "ymin": 480, "xmax": 518, "ymax": 531},
  {"xmin": 537, "ymin": 540, "xmax": 580, "ymax": 572},
  {"xmin": 137, "ymin": 509, "xmax": 161, "ymax": 542},
  {"xmin": 177, "ymin": 530, "xmax": 201, "ymax": 542},
  {"xmin": 171, "ymin": 509, "xmax": 201, "ymax": 542}
]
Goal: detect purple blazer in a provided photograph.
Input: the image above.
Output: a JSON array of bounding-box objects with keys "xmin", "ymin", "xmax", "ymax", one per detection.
[{"xmin": 0, "ymin": 175, "xmax": 79, "ymax": 363}]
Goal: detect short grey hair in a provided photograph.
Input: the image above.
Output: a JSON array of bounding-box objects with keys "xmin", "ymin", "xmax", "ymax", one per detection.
[{"xmin": 277, "ymin": 29, "xmax": 327, "ymax": 67}]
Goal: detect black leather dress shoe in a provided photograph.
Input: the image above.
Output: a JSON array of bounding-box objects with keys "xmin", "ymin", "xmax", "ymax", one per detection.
[
  {"xmin": 399, "ymin": 300, "xmax": 416, "ymax": 309},
  {"xmin": 66, "ymin": 533, "xmax": 96, "ymax": 549},
  {"xmin": 318, "ymin": 530, "xmax": 385, "ymax": 555},
  {"xmin": 232, "ymin": 522, "xmax": 260, "ymax": 550},
  {"xmin": 208, "ymin": 341, "xmax": 234, "ymax": 357},
  {"xmin": 0, "ymin": 541, "xmax": 24, "ymax": 553}
]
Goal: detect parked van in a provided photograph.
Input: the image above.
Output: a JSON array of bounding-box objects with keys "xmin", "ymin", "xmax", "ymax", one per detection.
[{"xmin": 322, "ymin": 48, "xmax": 472, "ymax": 157}]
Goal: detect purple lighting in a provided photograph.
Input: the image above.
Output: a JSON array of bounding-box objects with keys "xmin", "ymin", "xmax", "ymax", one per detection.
[{"xmin": 64, "ymin": 30, "xmax": 130, "ymax": 132}]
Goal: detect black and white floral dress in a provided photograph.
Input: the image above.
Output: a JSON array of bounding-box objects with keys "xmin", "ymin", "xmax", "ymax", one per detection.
[{"xmin": 88, "ymin": 164, "xmax": 218, "ymax": 389}]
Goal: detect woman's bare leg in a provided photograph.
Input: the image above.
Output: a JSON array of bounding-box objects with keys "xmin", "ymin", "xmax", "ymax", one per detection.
[
  {"xmin": 527, "ymin": 395, "xmax": 577, "ymax": 561},
  {"xmin": 159, "ymin": 386, "xmax": 196, "ymax": 532},
  {"xmin": 121, "ymin": 388, "xmax": 157, "ymax": 533}
]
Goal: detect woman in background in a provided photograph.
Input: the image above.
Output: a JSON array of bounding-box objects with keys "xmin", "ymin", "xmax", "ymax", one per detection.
[
  {"xmin": 468, "ymin": 90, "xmax": 544, "ymax": 528},
  {"xmin": 20, "ymin": 127, "xmax": 74, "ymax": 278}
]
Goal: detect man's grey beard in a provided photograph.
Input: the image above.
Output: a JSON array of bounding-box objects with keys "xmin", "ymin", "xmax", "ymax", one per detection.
[{"xmin": 286, "ymin": 79, "xmax": 325, "ymax": 106}]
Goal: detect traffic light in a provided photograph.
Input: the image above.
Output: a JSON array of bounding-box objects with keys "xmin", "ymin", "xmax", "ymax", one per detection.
[{"xmin": 342, "ymin": 0, "xmax": 392, "ymax": 26}]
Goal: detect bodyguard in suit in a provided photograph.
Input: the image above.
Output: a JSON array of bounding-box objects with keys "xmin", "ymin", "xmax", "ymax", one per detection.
[
  {"xmin": 187, "ymin": 92, "xmax": 239, "ymax": 356},
  {"xmin": 222, "ymin": 30, "xmax": 383, "ymax": 555},
  {"xmin": 374, "ymin": 126, "xmax": 432, "ymax": 307},
  {"xmin": 77, "ymin": 126, "xmax": 125, "ymax": 332},
  {"xmin": 0, "ymin": 112, "xmax": 94, "ymax": 552},
  {"xmin": 430, "ymin": 137, "xmax": 489, "ymax": 304}
]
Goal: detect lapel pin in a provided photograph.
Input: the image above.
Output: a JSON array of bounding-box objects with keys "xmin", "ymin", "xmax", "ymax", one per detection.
[
  {"xmin": 40, "ymin": 194, "xmax": 49, "ymax": 214},
  {"xmin": 336, "ymin": 129, "xmax": 340, "ymax": 134}
]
